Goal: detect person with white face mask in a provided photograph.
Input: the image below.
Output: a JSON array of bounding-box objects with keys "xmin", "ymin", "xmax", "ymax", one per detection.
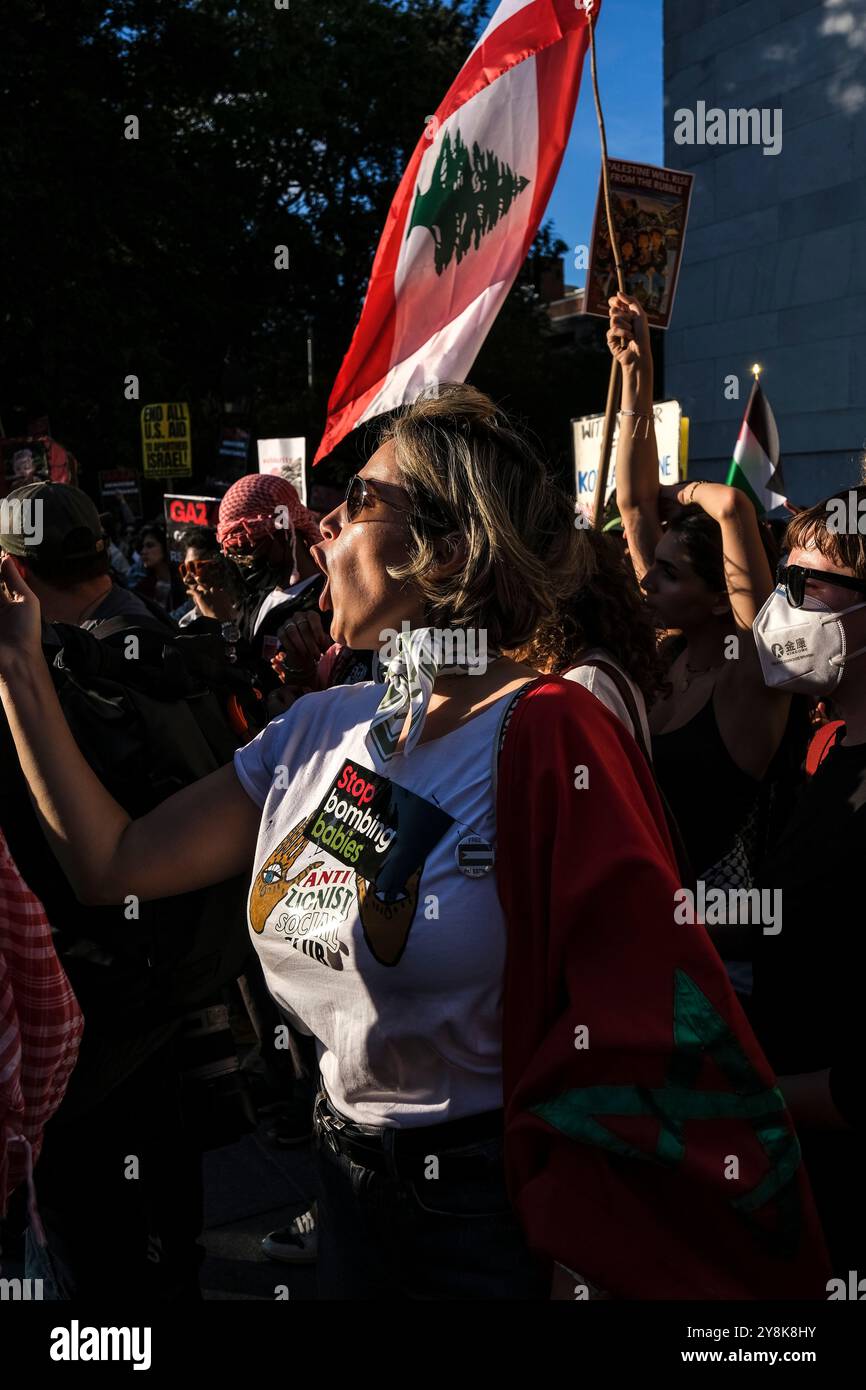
[
  {"xmin": 750, "ymin": 485, "xmax": 866, "ymax": 1275},
  {"xmin": 754, "ymin": 557, "xmax": 866, "ymax": 698}
]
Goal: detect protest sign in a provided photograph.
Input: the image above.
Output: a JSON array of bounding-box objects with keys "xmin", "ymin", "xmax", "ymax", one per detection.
[
  {"xmin": 573, "ymin": 400, "xmax": 687, "ymax": 518},
  {"xmin": 583, "ymin": 161, "xmax": 694, "ymax": 330},
  {"xmin": 163, "ymin": 493, "xmax": 221, "ymax": 564},
  {"xmin": 99, "ymin": 468, "xmax": 140, "ymax": 497},
  {"xmin": 257, "ymin": 437, "xmax": 307, "ymax": 502},
  {"xmin": 219, "ymin": 425, "xmax": 250, "ymax": 472},
  {"xmin": 1, "ymin": 438, "xmax": 50, "ymax": 489},
  {"xmin": 0, "ymin": 436, "xmax": 77, "ymax": 495},
  {"xmin": 141, "ymin": 403, "xmax": 192, "ymax": 478},
  {"xmin": 99, "ymin": 468, "xmax": 142, "ymax": 516}
]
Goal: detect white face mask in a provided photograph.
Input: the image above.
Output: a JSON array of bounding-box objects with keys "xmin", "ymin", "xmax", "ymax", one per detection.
[{"xmin": 753, "ymin": 586, "xmax": 866, "ymax": 694}]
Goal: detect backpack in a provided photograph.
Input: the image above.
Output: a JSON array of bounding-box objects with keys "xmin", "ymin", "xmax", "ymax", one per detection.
[
  {"xmin": 78, "ymin": 611, "xmax": 269, "ymax": 753},
  {"xmin": 42, "ymin": 619, "xmax": 253, "ymax": 1023}
]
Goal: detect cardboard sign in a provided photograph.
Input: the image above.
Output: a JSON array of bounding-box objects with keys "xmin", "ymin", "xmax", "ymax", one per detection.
[
  {"xmin": 141, "ymin": 403, "xmax": 192, "ymax": 478},
  {"xmin": 257, "ymin": 437, "xmax": 306, "ymax": 502},
  {"xmin": 573, "ymin": 400, "xmax": 687, "ymax": 517},
  {"xmin": 584, "ymin": 161, "xmax": 694, "ymax": 329},
  {"xmin": 163, "ymin": 493, "xmax": 221, "ymax": 564}
]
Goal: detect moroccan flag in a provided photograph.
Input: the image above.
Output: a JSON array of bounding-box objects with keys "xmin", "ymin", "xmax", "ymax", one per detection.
[
  {"xmin": 313, "ymin": 0, "xmax": 598, "ymax": 463},
  {"xmin": 725, "ymin": 377, "xmax": 786, "ymax": 516},
  {"xmin": 498, "ymin": 678, "xmax": 831, "ymax": 1299}
]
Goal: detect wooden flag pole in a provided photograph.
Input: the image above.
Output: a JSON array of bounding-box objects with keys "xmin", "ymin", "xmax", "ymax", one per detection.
[{"xmin": 584, "ymin": 0, "xmax": 627, "ymax": 530}]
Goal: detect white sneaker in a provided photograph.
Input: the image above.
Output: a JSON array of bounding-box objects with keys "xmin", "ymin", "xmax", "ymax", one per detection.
[{"xmin": 261, "ymin": 1204, "xmax": 318, "ymax": 1264}]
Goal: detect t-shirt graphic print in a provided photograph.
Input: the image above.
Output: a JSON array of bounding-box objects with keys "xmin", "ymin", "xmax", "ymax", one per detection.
[
  {"xmin": 248, "ymin": 818, "xmax": 351, "ymax": 968},
  {"xmin": 250, "ymin": 756, "xmax": 453, "ymax": 966},
  {"xmin": 233, "ymin": 681, "xmax": 510, "ymax": 1125}
]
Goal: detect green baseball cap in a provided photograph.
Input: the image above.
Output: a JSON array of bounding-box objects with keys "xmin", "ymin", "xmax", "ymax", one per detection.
[{"xmin": 0, "ymin": 482, "xmax": 107, "ymax": 562}]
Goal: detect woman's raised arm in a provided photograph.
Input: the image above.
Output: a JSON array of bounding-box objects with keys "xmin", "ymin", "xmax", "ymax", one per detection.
[
  {"xmin": 608, "ymin": 294, "xmax": 662, "ymax": 582},
  {"xmin": 673, "ymin": 479, "xmax": 775, "ymax": 631},
  {"xmin": 0, "ymin": 556, "xmax": 260, "ymax": 906}
]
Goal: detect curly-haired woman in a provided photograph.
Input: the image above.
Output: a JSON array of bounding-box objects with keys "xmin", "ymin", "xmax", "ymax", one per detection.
[{"xmin": 518, "ymin": 524, "xmax": 665, "ymax": 750}]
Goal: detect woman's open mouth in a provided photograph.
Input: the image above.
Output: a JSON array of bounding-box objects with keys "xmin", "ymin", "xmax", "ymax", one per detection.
[{"xmin": 310, "ymin": 543, "xmax": 331, "ymax": 612}]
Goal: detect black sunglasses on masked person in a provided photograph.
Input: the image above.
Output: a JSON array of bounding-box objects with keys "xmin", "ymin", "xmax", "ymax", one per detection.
[{"xmin": 777, "ymin": 562, "xmax": 866, "ymax": 610}]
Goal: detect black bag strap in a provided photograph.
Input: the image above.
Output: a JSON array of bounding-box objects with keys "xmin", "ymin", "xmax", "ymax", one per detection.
[{"xmin": 87, "ymin": 613, "xmax": 166, "ymax": 641}]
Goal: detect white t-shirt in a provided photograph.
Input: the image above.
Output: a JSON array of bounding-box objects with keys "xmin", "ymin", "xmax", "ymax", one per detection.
[
  {"xmin": 233, "ymin": 681, "xmax": 512, "ymax": 1127},
  {"xmin": 563, "ymin": 647, "xmax": 652, "ymax": 754}
]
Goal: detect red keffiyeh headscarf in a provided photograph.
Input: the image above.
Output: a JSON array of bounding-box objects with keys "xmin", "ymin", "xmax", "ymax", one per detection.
[
  {"xmin": 216, "ymin": 473, "xmax": 321, "ymax": 555},
  {"xmin": 0, "ymin": 831, "xmax": 84, "ymax": 1241}
]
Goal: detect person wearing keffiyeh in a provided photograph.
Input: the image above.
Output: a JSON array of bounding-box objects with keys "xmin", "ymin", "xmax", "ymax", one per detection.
[{"xmin": 216, "ymin": 472, "xmax": 324, "ymax": 648}]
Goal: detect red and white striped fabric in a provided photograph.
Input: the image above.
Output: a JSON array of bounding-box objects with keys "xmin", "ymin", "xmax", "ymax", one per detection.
[
  {"xmin": 0, "ymin": 830, "xmax": 83, "ymax": 1230},
  {"xmin": 314, "ymin": 0, "xmax": 599, "ymax": 463}
]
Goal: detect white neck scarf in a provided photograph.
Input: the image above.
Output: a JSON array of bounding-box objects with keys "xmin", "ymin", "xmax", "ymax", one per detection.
[{"xmin": 365, "ymin": 626, "xmax": 493, "ymax": 767}]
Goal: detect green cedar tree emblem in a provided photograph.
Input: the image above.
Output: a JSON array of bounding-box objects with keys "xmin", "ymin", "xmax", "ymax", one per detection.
[
  {"xmin": 531, "ymin": 970, "xmax": 803, "ymax": 1256},
  {"xmin": 408, "ymin": 129, "xmax": 530, "ymax": 276}
]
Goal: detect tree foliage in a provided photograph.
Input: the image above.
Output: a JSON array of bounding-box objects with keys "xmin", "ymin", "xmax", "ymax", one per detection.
[{"xmin": 0, "ymin": 0, "xmax": 606, "ymax": 499}]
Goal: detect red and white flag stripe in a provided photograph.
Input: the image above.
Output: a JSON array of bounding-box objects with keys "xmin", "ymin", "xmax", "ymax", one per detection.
[{"xmin": 314, "ymin": 0, "xmax": 599, "ymax": 463}]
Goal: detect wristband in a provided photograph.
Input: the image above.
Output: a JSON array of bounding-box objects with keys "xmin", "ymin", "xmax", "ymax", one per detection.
[
  {"xmin": 619, "ymin": 409, "xmax": 653, "ymax": 440},
  {"xmin": 684, "ymin": 480, "xmax": 709, "ymax": 506}
]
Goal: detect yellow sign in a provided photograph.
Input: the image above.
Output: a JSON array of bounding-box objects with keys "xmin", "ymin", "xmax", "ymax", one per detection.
[{"xmin": 141, "ymin": 402, "xmax": 192, "ymax": 478}]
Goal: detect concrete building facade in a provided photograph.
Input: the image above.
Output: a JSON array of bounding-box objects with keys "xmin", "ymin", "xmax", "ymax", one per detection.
[{"xmin": 664, "ymin": 0, "xmax": 866, "ymax": 503}]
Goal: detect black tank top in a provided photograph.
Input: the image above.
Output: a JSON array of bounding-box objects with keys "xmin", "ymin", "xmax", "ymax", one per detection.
[{"xmin": 651, "ymin": 689, "xmax": 758, "ymax": 875}]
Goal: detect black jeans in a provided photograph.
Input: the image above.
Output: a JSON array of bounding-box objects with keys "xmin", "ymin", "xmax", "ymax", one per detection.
[{"xmin": 313, "ymin": 1091, "xmax": 546, "ymax": 1301}]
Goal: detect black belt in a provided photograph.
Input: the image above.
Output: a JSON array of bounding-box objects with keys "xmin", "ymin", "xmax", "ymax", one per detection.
[{"xmin": 314, "ymin": 1089, "xmax": 504, "ymax": 1180}]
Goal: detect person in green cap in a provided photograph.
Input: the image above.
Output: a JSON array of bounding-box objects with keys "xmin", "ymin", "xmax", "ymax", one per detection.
[{"xmin": 0, "ymin": 482, "xmax": 159, "ymax": 630}]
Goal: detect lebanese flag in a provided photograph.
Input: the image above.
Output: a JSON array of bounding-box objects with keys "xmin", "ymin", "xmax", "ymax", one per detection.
[
  {"xmin": 313, "ymin": 0, "xmax": 598, "ymax": 464},
  {"xmin": 725, "ymin": 377, "xmax": 786, "ymax": 516}
]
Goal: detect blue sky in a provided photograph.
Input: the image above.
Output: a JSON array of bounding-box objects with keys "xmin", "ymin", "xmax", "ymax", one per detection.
[{"xmin": 480, "ymin": 0, "xmax": 664, "ymax": 286}]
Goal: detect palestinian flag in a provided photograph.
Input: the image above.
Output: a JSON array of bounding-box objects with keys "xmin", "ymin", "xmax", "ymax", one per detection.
[
  {"xmin": 725, "ymin": 377, "xmax": 786, "ymax": 516},
  {"xmin": 314, "ymin": 0, "xmax": 598, "ymax": 463}
]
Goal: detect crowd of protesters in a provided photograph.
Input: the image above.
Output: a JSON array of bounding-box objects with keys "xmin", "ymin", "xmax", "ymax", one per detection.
[{"xmin": 0, "ymin": 294, "xmax": 862, "ymax": 1301}]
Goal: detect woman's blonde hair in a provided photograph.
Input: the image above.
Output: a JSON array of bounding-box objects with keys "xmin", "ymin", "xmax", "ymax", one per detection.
[{"xmin": 378, "ymin": 383, "xmax": 585, "ymax": 651}]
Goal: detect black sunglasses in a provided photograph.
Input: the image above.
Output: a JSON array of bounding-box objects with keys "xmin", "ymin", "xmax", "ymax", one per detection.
[{"xmin": 776, "ymin": 562, "xmax": 866, "ymax": 609}]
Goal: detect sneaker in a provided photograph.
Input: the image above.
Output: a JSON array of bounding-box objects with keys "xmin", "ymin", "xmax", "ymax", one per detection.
[{"xmin": 261, "ymin": 1205, "xmax": 318, "ymax": 1264}]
